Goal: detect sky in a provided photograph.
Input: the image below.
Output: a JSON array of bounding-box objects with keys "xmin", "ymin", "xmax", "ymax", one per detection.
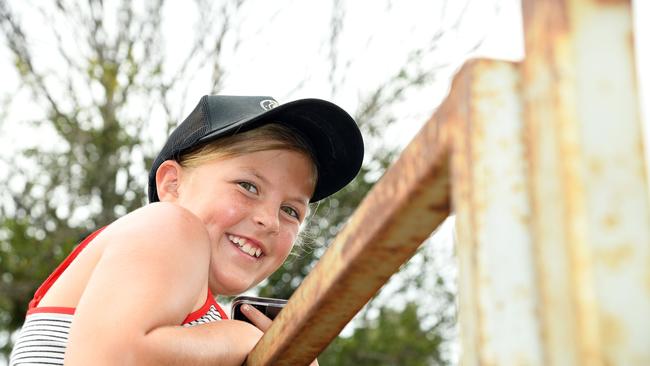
[
  {"xmin": 0, "ymin": 0, "xmax": 523, "ymax": 153},
  {"xmin": 2, "ymin": 0, "xmax": 646, "ymax": 150},
  {"xmin": 0, "ymin": 0, "xmax": 524, "ymax": 222}
]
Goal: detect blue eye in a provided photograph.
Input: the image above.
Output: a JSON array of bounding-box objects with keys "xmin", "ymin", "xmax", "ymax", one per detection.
[
  {"xmin": 238, "ymin": 181, "xmax": 258, "ymax": 194},
  {"xmin": 281, "ymin": 206, "xmax": 299, "ymax": 219}
]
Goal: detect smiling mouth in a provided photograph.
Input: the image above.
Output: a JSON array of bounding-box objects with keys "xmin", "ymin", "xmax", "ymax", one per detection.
[{"xmin": 227, "ymin": 234, "xmax": 263, "ymax": 258}]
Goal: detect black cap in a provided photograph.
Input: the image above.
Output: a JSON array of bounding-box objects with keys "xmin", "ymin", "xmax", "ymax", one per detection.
[{"xmin": 148, "ymin": 95, "xmax": 364, "ymax": 203}]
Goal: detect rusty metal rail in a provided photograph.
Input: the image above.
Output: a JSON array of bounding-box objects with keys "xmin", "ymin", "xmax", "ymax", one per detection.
[
  {"xmin": 247, "ymin": 0, "xmax": 649, "ymax": 365},
  {"xmin": 246, "ymin": 81, "xmax": 454, "ymax": 365}
]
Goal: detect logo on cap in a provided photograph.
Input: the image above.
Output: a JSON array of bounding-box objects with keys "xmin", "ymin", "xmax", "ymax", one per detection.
[{"xmin": 260, "ymin": 99, "xmax": 279, "ymax": 111}]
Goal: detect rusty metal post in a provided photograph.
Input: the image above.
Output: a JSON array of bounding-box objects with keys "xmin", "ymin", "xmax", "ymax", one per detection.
[
  {"xmin": 245, "ymin": 91, "xmax": 454, "ymax": 365},
  {"xmin": 521, "ymin": 0, "xmax": 650, "ymax": 365},
  {"xmin": 452, "ymin": 59, "xmax": 543, "ymax": 365},
  {"xmin": 454, "ymin": 0, "xmax": 649, "ymax": 365}
]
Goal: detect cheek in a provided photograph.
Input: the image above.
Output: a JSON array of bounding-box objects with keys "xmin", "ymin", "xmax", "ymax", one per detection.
[
  {"xmin": 276, "ymin": 230, "xmax": 298, "ymax": 259},
  {"xmin": 217, "ymin": 205, "xmax": 245, "ymax": 226},
  {"xmin": 203, "ymin": 195, "xmax": 250, "ymax": 228}
]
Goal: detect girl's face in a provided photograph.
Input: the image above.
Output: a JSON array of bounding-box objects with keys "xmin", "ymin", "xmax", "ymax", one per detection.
[{"xmin": 176, "ymin": 149, "xmax": 315, "ymax": 296}]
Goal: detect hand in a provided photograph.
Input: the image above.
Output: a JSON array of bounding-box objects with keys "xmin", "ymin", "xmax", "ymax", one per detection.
[
  {"xmin": 240, "ymin": 305, "xmax": 319, "ymax": 366},
  {"xmin": 225, "ymin": 318, "xmax": 264, "ymax": 359}
]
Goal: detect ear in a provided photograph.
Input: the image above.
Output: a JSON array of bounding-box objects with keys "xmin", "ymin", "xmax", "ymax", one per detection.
[{"xmin": 155, "ymin": 160, "xmax": 183, "ymax": 202}]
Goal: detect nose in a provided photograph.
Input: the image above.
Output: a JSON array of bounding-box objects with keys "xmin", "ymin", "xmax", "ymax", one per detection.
[{"xmin": 253, "ymin": 203, "xmax": 280, "ymax": 234}]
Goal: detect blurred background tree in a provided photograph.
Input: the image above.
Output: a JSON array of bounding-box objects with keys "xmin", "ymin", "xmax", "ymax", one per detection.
[
  {"xmin": 320, "ymin": 303, "xmax": 445, "ymax": 366},
  {"xmin": 0, "ymin": 0, "xmax": 500, "ymax": 363}
]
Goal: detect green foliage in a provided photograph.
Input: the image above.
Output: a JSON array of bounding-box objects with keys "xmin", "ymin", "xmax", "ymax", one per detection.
[
  {"xmin": 320, "ymin": 303, "xmax": 445, "ymax": 366},
  {"xmin": 0, "ymin": 1, "xmax": 187, "ymax": 359},
  {"xmin": 0, "ymin": 217, "xmax": 83, "ymax": 356}
]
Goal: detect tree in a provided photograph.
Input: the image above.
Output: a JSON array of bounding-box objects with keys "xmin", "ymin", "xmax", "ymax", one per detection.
[
  {"xmin": 0, "ymin": 0, "xmax": 473, "ymax": 362},
  {"xmin": 320, "ymin": 303, "xmax": 447, "ymax": 366},
  {"xmin": 0, "ymin": 0, "xmax": 251, "ymax": 358}
]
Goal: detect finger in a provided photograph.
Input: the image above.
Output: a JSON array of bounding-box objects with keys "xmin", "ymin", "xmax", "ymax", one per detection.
[{"xmin": 242, "ymin": 304, "xmax": 273, "ymax": 332}]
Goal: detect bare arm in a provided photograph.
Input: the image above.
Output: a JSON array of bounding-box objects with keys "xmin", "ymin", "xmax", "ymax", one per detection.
[
  {"xmin": 135, "ymin": 319, "xmax": 263, "ymax": 365},
  {"xmin": 65, "ymin": 203, "xmax": 261, "ymax": 365}
]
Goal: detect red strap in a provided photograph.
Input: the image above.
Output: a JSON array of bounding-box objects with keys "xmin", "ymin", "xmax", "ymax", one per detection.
[
  {"xmin": 182, "ymin": 288, "xmax": 228, "ymax": 323},
  {"xmin": 28, "ymin": 227, "xmax": 106, "ymax": 310},
  {"xmin": 211, "ymin": 288, "xmax": 228, "ymax": 320},
  {"xmin": 27, "ymin": 306, "xmax": 76, "ymax": 315},
  {"xmin": 28, "ymin": 226, "xmax": 229, "ymax": 324}
]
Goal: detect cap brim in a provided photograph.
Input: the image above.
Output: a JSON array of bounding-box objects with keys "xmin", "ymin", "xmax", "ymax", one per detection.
[{"xmin": 198, "ymin": 98, "xmax": 364, "ymax": 202}]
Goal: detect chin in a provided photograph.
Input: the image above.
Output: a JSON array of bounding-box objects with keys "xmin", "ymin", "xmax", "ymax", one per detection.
[{"xmin": 211, "ymin": 275, "xmax": 259, "ymax": 296}]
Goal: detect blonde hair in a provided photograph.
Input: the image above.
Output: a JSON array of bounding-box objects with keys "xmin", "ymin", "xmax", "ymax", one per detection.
[{"xmin": 179, "ymin": 123, "xmax": 318, "ymax": 180}]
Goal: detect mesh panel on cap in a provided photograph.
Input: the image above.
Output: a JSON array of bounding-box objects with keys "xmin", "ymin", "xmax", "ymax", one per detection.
[
  {"xmin": 148, "ymin": 97, "xmax": 211, "ymax": 202},
  {"xmin": 164, "ymin": 98, "xmax": 210, "ymax": 160}
]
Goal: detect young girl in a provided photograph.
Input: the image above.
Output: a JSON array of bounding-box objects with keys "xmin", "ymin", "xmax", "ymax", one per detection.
[{"xmin": 9, "ymin": 95, "xmax": 364, "ymax": 365}]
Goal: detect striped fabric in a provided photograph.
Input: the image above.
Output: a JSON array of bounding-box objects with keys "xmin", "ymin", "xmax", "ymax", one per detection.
[
  {"xmin": 9, "ymin": 305, "xmax": 224, "ymax": 365},
  {"xmin": 183, "ymin": 304, "xmax": 224, "ymax": 326},
  {"xmin": 9, "ymin": 313, "xmax": 71, "ymax": 366}
]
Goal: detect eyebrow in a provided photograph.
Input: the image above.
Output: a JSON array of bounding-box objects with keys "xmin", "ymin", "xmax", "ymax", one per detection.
[{"xmin": 243, "ymin": 168, "xmax": 269, "ymax": 185}]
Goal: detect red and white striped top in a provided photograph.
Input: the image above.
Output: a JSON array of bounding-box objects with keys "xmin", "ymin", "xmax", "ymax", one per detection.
[{"xmin": 9, "ymin": 228, "xmax": 227, "ymax": 366}]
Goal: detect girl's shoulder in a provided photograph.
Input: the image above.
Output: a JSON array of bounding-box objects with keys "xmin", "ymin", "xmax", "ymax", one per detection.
[
  {"xmin": 100, "ymin": 202, "xmax": 211, "ymax": 259},
  {"xmin": 128, "ymin": 201, "xmax": 204, "ymax": 225}
]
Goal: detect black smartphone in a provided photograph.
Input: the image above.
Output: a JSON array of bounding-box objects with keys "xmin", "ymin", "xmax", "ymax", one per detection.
[{"xmin": 231, "ymin": 296, "xmax": 288, "ymax": 324}]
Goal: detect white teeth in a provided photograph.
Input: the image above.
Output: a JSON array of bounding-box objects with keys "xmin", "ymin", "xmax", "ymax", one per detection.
[
  {"xmin": 228, "ymin": 234, "xmax": 262, "ymax": 258},
  {"xmin": 228, "ymin": 235, "xmax": 247, "ymax": 246}
]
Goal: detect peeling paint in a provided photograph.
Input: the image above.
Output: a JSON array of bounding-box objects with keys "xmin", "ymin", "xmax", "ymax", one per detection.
[
  {"xmin": 601, "ymin": 213, "xmax": 620, "ymax": 229},
  {"xmin": 600, "ymin": 312, "xmax": 626, "ymax": 347},
  {"xmin": 595, "ymin": 244, "xmax": 634, "ymax": 269}
]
